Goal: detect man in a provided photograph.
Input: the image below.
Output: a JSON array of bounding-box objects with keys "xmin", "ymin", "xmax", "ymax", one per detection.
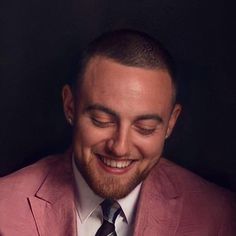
[{"xmin": 0, "ymin": 29, "xmax": 235, "ymax": 236}]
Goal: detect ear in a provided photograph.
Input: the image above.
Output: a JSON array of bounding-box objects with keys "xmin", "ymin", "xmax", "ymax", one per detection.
[
  {"xmin": 62, "ymin": 85, "xmax": 75, "ymax": 125},
  {"xmin": 166, "ymin": 104, "xmax": 182, "ymax": 139}
]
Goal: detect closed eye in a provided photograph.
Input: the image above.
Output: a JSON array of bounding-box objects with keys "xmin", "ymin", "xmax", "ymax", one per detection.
[
  {"xmin": 91, "ymin": 117, "xmax": 115, "ymax": 128},
  {"xmin": 135, "ymin": 126, "xmax": 157, "ymax": 136},
  {"xmin": 134, "ymin": 118, "xmax": 161, "ymax": 136}
]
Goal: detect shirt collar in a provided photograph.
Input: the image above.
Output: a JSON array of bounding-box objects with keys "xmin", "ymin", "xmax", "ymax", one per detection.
[
  {"xmin": 117, "ymin": 182, "xmax": 141, "ymax": 224},
  {"xmin": 72, "ymin": 157, "xmax": 103, "ymax": 222},
  {"xmin": 72, "ymin": 155, "xmax": 142, "ymax": 224}
]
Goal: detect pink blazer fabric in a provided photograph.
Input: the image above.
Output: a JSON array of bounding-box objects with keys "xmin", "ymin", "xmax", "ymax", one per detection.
[{"xmin": 0, "ymin": 152, "xmax": 235, "ymax": 236}]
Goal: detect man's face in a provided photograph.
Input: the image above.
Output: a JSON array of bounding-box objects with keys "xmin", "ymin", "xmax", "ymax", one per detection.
[{"xmin": 63, "ymin": 56, "xmax": 181, "ymax": 199}]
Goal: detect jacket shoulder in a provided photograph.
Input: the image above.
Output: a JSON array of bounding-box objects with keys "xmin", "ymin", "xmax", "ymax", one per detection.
[
  {"xmin": 154, "ymin": 158, "xmax": 236, "ymax": 211},
  {"xmin": 0, "ymin": 152, "xmax": 75, "ymax": 236},
  {"xmin": 157, "ymin": 158, "xmax": 232, "ymax": 194},
  {"xmin": 0, "ymin": 154, "xmax": 63, "ymax": 196},
  {"xmin": 152, "ymin": 158, "xmax": 236, "ymax": 235}
]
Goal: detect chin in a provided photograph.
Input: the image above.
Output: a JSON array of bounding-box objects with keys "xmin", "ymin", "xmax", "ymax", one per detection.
[
  {"xmin": 87, "ymin": 171, "xmax": 147, "ymax": 199},
  {"xmin": 75, "ymin": 155, "xmax": 150, "ymax": 199}
]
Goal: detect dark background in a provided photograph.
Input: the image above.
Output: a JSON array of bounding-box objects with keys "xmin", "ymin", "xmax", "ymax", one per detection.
[{"xmin": 1, "ymin": 0, "xmax": 235, "ymax": 191}]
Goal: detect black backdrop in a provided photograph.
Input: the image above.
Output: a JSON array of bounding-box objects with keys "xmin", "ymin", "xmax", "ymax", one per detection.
[{"xmin": 1, "ymin": 0, "xmax": 235, "ymax": 191}]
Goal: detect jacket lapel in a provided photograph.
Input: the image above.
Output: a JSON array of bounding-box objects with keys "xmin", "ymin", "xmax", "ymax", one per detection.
[
  {"xmin": 133, "ymin": 159, "xmax": 182, "ymax": 236},
  {"xmin": 27, "ymin": 155, "xmax": 182, "ymax": 236},
  {"xmin": 28, "ymin": 153, "xmax": 77, "ymax": 236}
]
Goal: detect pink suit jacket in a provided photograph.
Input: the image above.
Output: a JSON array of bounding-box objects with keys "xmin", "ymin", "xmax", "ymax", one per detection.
[{"xmin": 0, "ymin": 151, "xmax": 235, "ymax": 236}]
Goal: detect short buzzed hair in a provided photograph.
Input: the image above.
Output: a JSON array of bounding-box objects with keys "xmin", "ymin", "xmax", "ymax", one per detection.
[{"xmin": 69, "ymin": 29, "xmax": 178, "ymax": 103}]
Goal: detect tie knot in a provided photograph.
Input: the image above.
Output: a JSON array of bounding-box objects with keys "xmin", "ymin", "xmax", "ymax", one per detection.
[{"xmin": 101, "ymin": 199, "xmax": 121, "ymax": 224}]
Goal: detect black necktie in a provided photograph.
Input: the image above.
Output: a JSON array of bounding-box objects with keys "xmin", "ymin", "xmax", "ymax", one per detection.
[{"xmin": 95, "ymin": 199, "xmax": 121, "ymax": 236}]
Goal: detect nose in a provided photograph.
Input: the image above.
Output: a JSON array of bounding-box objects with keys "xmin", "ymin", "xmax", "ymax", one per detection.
[{"xmin": 106, "ymin": 126, "xmax": 130, "ymax": 157}]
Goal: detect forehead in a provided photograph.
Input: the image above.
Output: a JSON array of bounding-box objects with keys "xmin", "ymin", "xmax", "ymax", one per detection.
[{"xmin": 79, "ymin": 57, "xmax": 174, "ymax": 115}]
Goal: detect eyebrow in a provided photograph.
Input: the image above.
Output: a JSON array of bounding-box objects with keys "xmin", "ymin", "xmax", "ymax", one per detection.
[{"xmin": 85, "ymin": 104, "xmax": 118, "ymax": 117}]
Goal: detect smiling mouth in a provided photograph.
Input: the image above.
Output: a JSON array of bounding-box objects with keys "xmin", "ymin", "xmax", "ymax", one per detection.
[{"xmin": 97, "ymin": 154, "xmax": 133, "ymax": 169}]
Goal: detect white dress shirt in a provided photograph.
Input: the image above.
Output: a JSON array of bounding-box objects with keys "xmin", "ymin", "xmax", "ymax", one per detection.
[{"xmin": 72, "ymin": 157, "xmax": 142, "ymax": 236}]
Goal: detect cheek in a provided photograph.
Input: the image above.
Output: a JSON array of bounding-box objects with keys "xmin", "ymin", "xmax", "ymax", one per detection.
[
  {"xmin": 74, "ymin": 118, "xmax": 111, "ymax": 147},
  {"xmin": 135, "ymin": 135, "xmax": 166, "ymax": 161}
]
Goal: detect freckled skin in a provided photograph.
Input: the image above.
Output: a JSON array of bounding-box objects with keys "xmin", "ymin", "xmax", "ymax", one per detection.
[{"xmin": 62, "ymin": 56, "xmax": 181, "ymax": 199}]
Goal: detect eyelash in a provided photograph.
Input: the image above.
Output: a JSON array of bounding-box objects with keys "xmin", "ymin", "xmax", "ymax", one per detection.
[
  {"xmin": 91, "ymin": 117, "xmax": 114, "ymax": 128},
  {"xmin": 136, "ymin": 127, "xmax": 157, "ymax": 136}
]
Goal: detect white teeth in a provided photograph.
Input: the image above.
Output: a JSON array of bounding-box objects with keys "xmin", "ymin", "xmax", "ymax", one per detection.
[{"xmin": 101, "ymin": 157, "xmax": 132, "ymax": 169}]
